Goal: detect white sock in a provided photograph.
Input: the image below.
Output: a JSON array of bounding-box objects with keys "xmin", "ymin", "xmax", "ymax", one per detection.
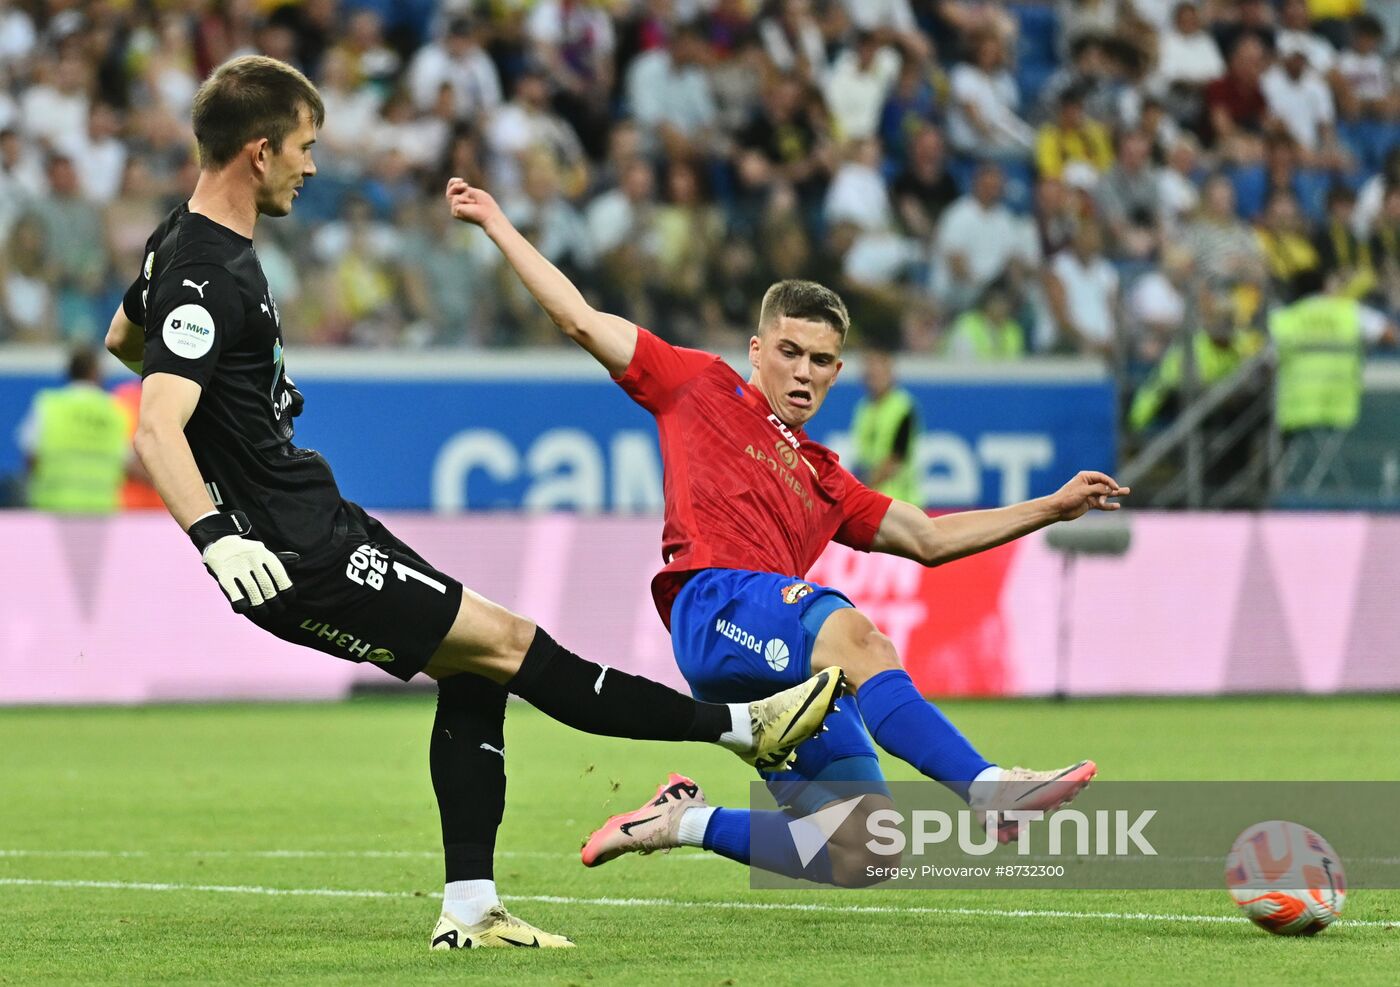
[
  {"xmin": 443, "ymin": 879, "xmax": 499, "ymax": 925},
  {"xmin": 967, "ymin": 765, "xmax": 1003, "ymax": 806},
  {"xmin": 677, "ymin": 805, "xmax": 717, "ymax": 848},
  {"xmin": 717, "ymin": 703, "xmax": 753, "ymax": 753}
]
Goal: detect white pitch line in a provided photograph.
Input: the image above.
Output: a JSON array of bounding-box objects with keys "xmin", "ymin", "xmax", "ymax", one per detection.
[
  {"xmin": 0, "ymin": 848, "xmax": 722, "ymax": 863},
  {"xmin": 0, "ymin": 877, "xmax": 1393, "ymax": 929},
  {"xmin": 5, "ymin": 848, "xmax": 1398, "ymax": 867}
]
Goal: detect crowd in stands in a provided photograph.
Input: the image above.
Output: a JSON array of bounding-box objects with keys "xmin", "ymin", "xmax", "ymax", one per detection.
[{"xmin": 2, "ymin": 0, "xmax": 1399, "ymax": 371}]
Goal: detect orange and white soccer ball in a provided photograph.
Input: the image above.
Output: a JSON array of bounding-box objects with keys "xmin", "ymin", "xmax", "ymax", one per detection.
[{"xmin": 1225, "ymin": 820, "xmax": 1347, "ymax": 935}]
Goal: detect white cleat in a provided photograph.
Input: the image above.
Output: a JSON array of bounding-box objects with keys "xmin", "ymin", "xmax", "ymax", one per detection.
[
  {"xmin": 971, "ymin": 760, "xmax": 1099, "ymax": 844},
  {"xmin": 429, "ymin": 906, "xmax": 575, "ymax": 949},
  {"xmin": 745, "ymin": 666, "xmax": 845, "ymax": 771}
]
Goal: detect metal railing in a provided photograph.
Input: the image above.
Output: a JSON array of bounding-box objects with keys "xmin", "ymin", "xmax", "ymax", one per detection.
[{"xmin": 1118, "ymin": 348, "xmax": 1279, "ymax": 509}]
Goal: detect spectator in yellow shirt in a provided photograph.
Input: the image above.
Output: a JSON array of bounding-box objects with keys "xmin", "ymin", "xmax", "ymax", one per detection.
[
  {"xmin": 1035, "ymin": 84, "xmax": 1113, "ymax": 181},
  {"xmin": 1255, "ymin": 190, "xmax": 1322, "ymax": 294}
]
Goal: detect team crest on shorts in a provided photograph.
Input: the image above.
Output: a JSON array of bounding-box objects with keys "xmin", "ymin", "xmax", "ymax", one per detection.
[{"xmin": 780, "ymin": 582, "xmax": 813, "ymax": 605}]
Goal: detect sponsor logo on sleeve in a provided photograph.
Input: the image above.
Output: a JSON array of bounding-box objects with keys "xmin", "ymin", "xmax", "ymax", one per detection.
[
  {"xmin": 143, "ymin": 251, "xmax": 154, "ymax": 280},
  {"xmin": 161, "ymin": 303, "xmax": 216, "ymax": 359}
]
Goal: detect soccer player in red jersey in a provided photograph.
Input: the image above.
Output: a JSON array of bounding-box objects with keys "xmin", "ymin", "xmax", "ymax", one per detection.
[{"xmin": 448, "ymin": 177, "xmax": 1129, "ymax": 885}]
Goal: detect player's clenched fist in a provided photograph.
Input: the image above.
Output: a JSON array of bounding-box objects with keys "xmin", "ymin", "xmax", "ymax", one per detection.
[
  {"xmin": 444, "ymin": 177, "xmax": 502, "ymax": 228},
  {"xmin": 1049, "ymin": 470, "xmax": 1130, "ymax": 521},
  {"xmin": 188, "ymin": 510, "xmax": 296, "ymax": 615}
]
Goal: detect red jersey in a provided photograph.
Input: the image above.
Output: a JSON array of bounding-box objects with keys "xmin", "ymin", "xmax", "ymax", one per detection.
[{"xmin": 615, "ymin": 328, "xmax": 893, "ymax": 626}]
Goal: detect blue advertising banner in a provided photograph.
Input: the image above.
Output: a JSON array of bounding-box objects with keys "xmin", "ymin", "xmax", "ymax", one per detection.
[{"xmin": 0, "ymin": 356, "xmax": 1115, "ymax": 510}]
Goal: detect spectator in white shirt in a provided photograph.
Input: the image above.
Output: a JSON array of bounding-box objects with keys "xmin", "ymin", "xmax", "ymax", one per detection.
[
  {"xmin": 822, "ymin": 31, "xmax": 903, "ymax": 142},
  {"xmin": 1041, "ymin": 221, "xmax": 1120, "ymax": 356},
  {"xmin": 1154, "ymin": 2, "xmax": 1225, "ymax": 88},
  {"xmin": 1128, "ymin": 244, "xmax": 1194, "ymax": 361},
  {"xmin": 586, "ymin": 157, "xmax": 658, "ymax": 259},
  {"xmin": 625, "ymin": 24, "xmax": 720, "ymax": 159},
  {"xmin": 1262, "ymin": 41, "xmax": 1339, "ymax": 163},
  {"xmin": 19, "ymin": 54, "xmax": 89, "ymax": 151},
  {"xmin": 825, "ymin": 137, "xmax": 895, "ymax": 231},
  {"xmin": 317, "ymin": 49, "xmax": 384, "ymax": 170},
  {"xmin": 946, "ymin": 32, "xmax": 1034, "ymax": 157},
  {"xmin": 841, "ymin": 0, "xmax": 931, "ymax": 61},
  {"xmin": 406, "ymin": 16, "xmax": 503, "ymax": 120},
  {"xmin": 1276, "ymin": 0, "xmax": 1336, "ymax": 73},
  {"xmin": 1352, "ymin": 148, "xmax": 1400, "ymax": 237},
  {"xmin": 1336, "ymin": 14, "xmax": 1395, "ymax": 121},
  {"xmin": 486, "ymin": 67, "xmax": 588, "ymax": 199},
  {"xmin": 55, "ymin": 102, "xmax": 125, "ymax": 204},
  {"xmin": 1158, "ymin": 133, "xmax": 1202, "ymax": 232},
  {"xmin": 0, "ymin": 127, "xmax": 44, "ymax": 240},
  {"xmin": 759, "ymin": 0, "xmax": 829, "ymax": 83},
  {"xmin": 933, "ymin": 162, "xmax": 1039, "ymax": 310}
]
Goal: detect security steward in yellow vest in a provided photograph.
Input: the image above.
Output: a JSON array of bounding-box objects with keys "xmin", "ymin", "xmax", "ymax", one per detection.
[
  {"xmin": 18, "ymin": 348, "xmax": 131, "ymax": 514},
  {"xmin": 1268, "ymin": 269, "xmax": 1396, "ymax": 436},
  {"xmin": 852, "ymin": 349, "xmax": 921, "ymax": 505},
  {"xmin": 1129, "ymin": 325, "xmax": 1264, "ymax": 432},
  {"xmin": 944, "ymin": 280, "xmax": 1025, "ymax": 361}
]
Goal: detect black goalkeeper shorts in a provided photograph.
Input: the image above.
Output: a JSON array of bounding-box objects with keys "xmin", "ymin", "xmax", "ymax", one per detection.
[{"xmin": 247, "ymin": 501, "xmax": 463, "ymax": 681}]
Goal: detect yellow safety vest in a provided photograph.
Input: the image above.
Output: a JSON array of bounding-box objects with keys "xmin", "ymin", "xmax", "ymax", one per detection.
[
  {"xmin": 945, "ymin": 310, "xmax": 1025, "ymax": 360},
  {"xmin": 852, "ymin": 388, "xmax": 921, "ymax": 504},
  {"xmin": 1268, "ymin": 296, "xmax": 1363, "ymax": 433},
  {"xmin": 28, "ymin": 384, "xmax": 129, "ymax": 514},
  {"xmin": 1128, "ymin": 331, "xmax": 1259, "ymax": 432}
]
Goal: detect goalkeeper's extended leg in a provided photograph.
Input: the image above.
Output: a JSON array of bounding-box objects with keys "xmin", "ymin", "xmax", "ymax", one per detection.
[{"xmin": 423, "ymin": 591, "xmax": 841, "ymax": 771}]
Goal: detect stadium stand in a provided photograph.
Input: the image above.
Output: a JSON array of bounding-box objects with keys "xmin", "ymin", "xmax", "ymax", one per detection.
[{"xmin": 0, "ymin": 0, "xmax": 1396, "ymax": 377}]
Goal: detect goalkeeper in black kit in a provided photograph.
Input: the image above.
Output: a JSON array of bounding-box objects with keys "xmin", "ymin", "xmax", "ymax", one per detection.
[{"xmin": 104, "ymin": 55, "xmax": 842, "ymax": 950}]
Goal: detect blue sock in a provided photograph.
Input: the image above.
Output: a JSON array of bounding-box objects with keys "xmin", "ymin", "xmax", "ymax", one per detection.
[
  {"xmin": 853, "ymin": 668, "xmax": 993, "ymax": 800},
  {"xmin": 702, "ymin": 807, "xmax": 832, "ymax": 882}
]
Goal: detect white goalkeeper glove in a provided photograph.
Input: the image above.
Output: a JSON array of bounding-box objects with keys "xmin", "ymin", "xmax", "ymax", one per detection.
[{"xmin": 188, "ymin": 511, "xmax": 297, "ymax": 616}]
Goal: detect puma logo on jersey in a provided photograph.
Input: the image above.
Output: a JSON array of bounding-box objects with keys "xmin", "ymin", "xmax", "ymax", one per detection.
[
  {"xmin": 260, "ymin": 301, "xmax": 271, "ymax": 317},
  {"xmin": 182, "ymin": 278, "xmax": 209, "ymax": 298}
]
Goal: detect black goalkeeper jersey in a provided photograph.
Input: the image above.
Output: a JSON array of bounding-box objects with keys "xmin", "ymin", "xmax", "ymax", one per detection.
[{"xmin": 124, "ymin": 204, "xmax": 345, "ymax": 557}]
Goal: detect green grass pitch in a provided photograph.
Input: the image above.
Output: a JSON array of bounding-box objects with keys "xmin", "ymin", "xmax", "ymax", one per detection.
[{"xmin": 3, "ymin": 696, "xmax": 1397, "ymax": 984}]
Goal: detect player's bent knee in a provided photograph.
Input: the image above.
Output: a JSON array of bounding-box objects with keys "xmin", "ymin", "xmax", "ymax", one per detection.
[
  {"xmin": 825, "ymin": 798, "xmax": 901, "ymax": 888},
  {"xmin": 426, "ymin": 590, "xmax": 537, "ymax": 683},
  {"xmin": 814, "ymin": 609, "xmax": 903, "ymax": 689}
]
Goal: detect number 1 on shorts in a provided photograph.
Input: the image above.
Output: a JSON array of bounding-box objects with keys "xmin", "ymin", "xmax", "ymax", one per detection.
[{"xmin": 393, "ymin": 560, "xmax": 448, "ymax": 594}]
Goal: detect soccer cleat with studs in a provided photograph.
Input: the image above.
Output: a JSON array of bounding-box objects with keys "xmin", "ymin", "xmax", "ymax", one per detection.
[
  {"xmin": 580, "ymin": 772, "xmax": 708, "ymax": 867},
  {"xmin": 970, "ymin": 760, "xmax": 1098, "ymax": 844},
  {"xmin": 429, "ymin": 906, "xmax": 575, "ymax": 949},
  {"xmin": 743, "ymin": 666, "xmax": 845, "ymax": 771}
]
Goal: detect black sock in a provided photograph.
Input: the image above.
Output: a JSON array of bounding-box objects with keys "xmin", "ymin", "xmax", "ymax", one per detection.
[
  {"xmin": 431, "ymin": 673, "xmax": 509, "ymax": 883},
  {"xmin": 506, "ymin": 627, "xmax": 733, "ymax": 743}
]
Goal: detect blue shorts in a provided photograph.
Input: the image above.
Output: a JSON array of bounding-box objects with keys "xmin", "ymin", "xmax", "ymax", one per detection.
[{"xmin": 671, "ymin": 569, "xmax": 889, "ymax": 814}]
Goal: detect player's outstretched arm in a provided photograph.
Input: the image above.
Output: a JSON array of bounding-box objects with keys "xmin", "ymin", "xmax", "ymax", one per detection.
[
  {"xmin": 105, "ymin": 305, "xmax": 145, "ymax": 375},
  {"xmin": 871, "ymin": 470, "xmax": 1130, "ymax": 566},
  {"xmin": 445, "ymin": 177, "xmax": 637, "ymax": 377}
]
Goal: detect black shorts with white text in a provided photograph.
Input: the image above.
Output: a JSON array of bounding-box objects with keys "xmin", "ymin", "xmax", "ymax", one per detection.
[{"xmin": 247, "ymin": 501, "xmax": 462, "ymax": 681}]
